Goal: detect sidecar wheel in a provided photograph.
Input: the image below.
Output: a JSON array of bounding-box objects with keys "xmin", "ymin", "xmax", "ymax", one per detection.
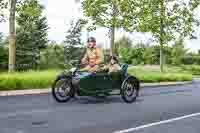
[
  {"xmin": 121, "ymin": 76, "xmax": 140, "ymax": 103},
  {"xmin": 52, "ymin": 78, "xmax": 74, "ymax": 103}
]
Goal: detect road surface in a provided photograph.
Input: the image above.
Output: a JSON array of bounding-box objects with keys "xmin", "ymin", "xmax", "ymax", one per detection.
[{"xmin": 0, "ymin": 80, "xmax": 200, "ymax": 133}]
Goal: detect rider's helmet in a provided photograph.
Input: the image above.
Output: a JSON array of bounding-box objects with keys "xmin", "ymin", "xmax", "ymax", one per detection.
[{"xmin": 87, "ymin": 37, "xmax": 96, "ymax": 48}]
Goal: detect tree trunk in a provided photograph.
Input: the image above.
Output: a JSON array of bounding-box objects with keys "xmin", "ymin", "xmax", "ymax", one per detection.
[
  {"xmin": 8, "ymin": 0, "xmax": 16, "ymax": 72},
  {"xmin": 110, "ymin": 26, "xmax": 115, "ymax": 56},
  {"xmin": 160, "ymin": 42, "xmax": 164, "ymax": 72},
  {"xmin": 160, "ymin": 0, "xmax": 165, "ymax": 72},
  {"xmin": 110, "ymin": 2, "xmax": 117, "ymax": 56}
]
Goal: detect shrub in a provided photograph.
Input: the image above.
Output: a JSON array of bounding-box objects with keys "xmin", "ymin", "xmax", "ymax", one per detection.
[
  {"xmin": 181, "ymin": 65, "xmax": 200, "ymax": 75},
  {"xmin": 182, "ymin": 56, "xmax": 200, "ymax": 65}
]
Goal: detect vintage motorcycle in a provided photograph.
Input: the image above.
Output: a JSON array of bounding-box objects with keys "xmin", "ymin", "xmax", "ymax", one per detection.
[{"xmin": 52, "ymin": 56, "xmax": 140, "ymax": 103}]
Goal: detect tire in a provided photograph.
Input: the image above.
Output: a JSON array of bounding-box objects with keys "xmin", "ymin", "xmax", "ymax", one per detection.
[
  {"xmin": 121, "ymin": 76, "xmax": 140, "ymax": 103},
  {"xmin": 52, "ymin": 77, "xmax": 74, "ymax": 103}
]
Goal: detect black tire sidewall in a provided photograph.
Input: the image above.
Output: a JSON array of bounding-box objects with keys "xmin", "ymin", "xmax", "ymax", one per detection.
[
  {"xmin": 121, "ymin": 76, "xmax": 139, "ymax": 103},
  {"xmin": 52, "ymin": 77, "xmax": 74, "ymax": 103}
]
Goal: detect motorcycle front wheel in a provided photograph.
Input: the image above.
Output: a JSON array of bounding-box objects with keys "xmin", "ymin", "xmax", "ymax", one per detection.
[{"xmin": 52, "ymin": 77, "xmax": 74, "ymax": 103}]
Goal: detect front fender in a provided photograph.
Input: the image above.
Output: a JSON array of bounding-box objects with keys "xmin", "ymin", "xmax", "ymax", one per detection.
[{"xmin": 55, "ymin": 71, "xmax": 72, "ymax": 81}]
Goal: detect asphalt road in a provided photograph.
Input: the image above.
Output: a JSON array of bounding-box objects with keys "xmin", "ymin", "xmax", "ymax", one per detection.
[{"xmin": 0, "ymin": 80, "xmax": 200, "ymax": 133}]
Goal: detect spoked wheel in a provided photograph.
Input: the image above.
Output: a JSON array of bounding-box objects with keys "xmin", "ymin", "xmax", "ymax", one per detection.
[
  {"xmin": 121, "ymin": 76, "xmax": 140, "ymax": 103},
  {"xmin": 52, "ymin": 78, "xmax": 74, "ymax": 103}
]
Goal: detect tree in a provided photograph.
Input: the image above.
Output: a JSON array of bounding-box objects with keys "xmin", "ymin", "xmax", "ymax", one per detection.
[
  {"xmin": 8, "ymin": 0, "xmax": 16, "ymax": 72},
  {"xmin": 40, "ymin": 41, "xmax": 65, "ymax": 69},
  {"xmin": 82, "ymin": 0, "xmax": 200, "ymax": 70},
  {"xmin": 114, "ymin": 36, "xmax": 132, "ymax": 55},
  {"xmin": 82, "ymin": 0, "xmax": 129, "ymax": 56},
  {"xmin": 170, "ymin": 38, "xmax": 188, "ymax": 65},
  {"xmin": 119, "ymin": 47, "xmax": 132, "ymax": 64},
  {"xmin": 119, "ymin": 42, "xmax": 147, "ymax": 65},
  {"xmin": 64, "ymin": 19, "xmax": 87, "ymax": 67},
  {"xmin": 16, "ymin": 0, "xmax": 48, "ymax": 70},
  {"xmin": 112, "ymin": 0, "xmax": 200, "ymax": 72},
  {"xmin": 0, "ymin": 32, "xmax": 3, "ymax": 44},
  {"xmin": 0, "ymin": 33, "xmax": 8, "ymax": 69}
]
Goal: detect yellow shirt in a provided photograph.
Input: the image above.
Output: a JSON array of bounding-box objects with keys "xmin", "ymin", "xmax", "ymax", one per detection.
[{"xmin": 82, "ymin": 48, "xmax": 104, "ymax": 65}]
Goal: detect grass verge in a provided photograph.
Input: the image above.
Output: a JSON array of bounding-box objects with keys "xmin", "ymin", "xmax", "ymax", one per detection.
[
  {"xmin": 129, "ymin": 67, "xmax": 192, "ymax": 83},
  {"xmin": 0, "ymin": 69, "xmax": 61, "ymax": 91},
  {"xmin": 0, "ymin": 67, "xmax": 193, "ymax": 91}
]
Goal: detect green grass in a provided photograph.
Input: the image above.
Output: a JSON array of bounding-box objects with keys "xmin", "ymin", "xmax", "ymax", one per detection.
[
  {"xmin": 0, "ymin": 69, "xmax": 61, "ymax": 91},
  {"xmin": 128, "ymin": 67, "xmax": 192, "ymax": 83},
  {"xmin": 0, "ymin": 67, "xmax": 193, "ymax": 91}
]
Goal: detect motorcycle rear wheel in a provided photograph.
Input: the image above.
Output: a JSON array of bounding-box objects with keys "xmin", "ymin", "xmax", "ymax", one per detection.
[{"xmin": 121, "ymin": 76, "xmax": 139, "ymax": 103}]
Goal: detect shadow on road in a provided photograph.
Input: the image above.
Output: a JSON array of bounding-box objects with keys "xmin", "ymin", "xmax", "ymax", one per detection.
[
  {"xmin": 51, "ymin": 88, "xmax": 193, "ymax": 105},
  {"xmin": 58, "ymin": 96, "xmax": 143, "ymax": 105}
]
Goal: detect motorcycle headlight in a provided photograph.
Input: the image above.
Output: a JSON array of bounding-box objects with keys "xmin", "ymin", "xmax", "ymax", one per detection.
[{"xmin": 70, "ymin": 67, "xmax": 76, "ymax": 73}]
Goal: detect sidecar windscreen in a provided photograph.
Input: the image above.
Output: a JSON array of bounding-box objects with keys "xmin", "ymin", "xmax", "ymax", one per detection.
[{"xmin": 74, "ymin": 72, "xmax": 92, "ymax": 79}]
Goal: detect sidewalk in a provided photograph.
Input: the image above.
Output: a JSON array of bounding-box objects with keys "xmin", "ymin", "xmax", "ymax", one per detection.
[{"xmin": 0, "ymin": 81, "xmax": 192, "ymax": 97}]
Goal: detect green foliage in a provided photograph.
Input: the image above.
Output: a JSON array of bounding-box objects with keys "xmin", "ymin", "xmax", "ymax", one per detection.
[
  {"xmin": 119, "ymin": 0, "xmax": 200, "ymax": 72},
  {"xmin": 142, "ymin": 45, "xmax": 155, "ymax": 64},
  {"xmin": 39, "ymin": 42, "xmax": 66, "ymax": 69},
  {"xmin": 119, "ymin": 48, "xmax": 132, "ymax": 64},
  {"xmin": 114, "ymin": 36, "xmax": 132, "ymax": 55},
  {"xmin": 119, "ymin": 42, "xmax": 161, "ymax": 65},
  {"xmin": 170, "ymin": 38, "xmax": 188, "ymax": 65},
  {"xmin": 64, "ymin": 19, "xmax": 87, "ymax": 66},
  {"xmin": 82, "ymin": 0, "xmax": 116, "ymax": 29},
  {"xmin": 182, "ymin": 55, "xmax": 200, "ymax": 65},
  {"xmin": 0, "ymin": 33, "xmax": 8, "ymax": 70},
  {"xmin": 0, "ymin": 0, "xmax": 7, "ymax": 22},
  {"xmin": 117, "ymin": 36, "xmax": 192, "ymax": 66},
  {"xmin": 132, "ymin": 0, "xmax": 200, "ymax": 41},
  {"xmin": 16, "ymin": 0, "xmax": 48, "ymax": 70},
  {"xmin": 181, "ymin": 65, "xmax": 200, "ymax": 75}
]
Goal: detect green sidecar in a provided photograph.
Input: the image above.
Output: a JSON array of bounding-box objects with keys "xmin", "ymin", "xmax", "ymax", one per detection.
[{"xmin": 52, "ymin": 64, "xmax": 140, "ymax": 103}]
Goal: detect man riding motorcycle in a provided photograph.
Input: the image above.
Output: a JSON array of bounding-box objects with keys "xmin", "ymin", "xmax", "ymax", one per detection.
[
  {"xmin": 71, "ymin": 37, "xmax": 104, "ymax": 98},
  {"xmin": 81, "ymin": 37, "xmax": 104, "ymax": 72}
]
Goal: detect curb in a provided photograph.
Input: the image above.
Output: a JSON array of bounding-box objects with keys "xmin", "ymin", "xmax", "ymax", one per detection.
[
  {"xmin": 141, "ymin": 81, "xmax": 193, "ymax": 88},
  {"xmin": 0, "ymin": 89, "xmax": 50, "ymax": 97},
  {"xmin": 0, "ymin": 81, "xmax": 193, "ymax": 97}
]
